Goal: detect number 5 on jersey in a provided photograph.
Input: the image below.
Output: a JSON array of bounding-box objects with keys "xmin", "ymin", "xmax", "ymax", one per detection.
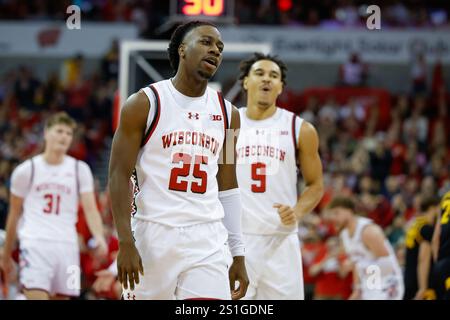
[
  {"xmin": 251, "ymin": 162, "xmax": 266, "ymax": 193},
  {"xmin": 169, "ymin": 153, "xmax": 208, "ymax": 194}
]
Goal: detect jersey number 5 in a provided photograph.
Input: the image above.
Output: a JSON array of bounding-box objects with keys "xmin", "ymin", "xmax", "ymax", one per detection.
[
  {"xmin": 169, "ymin": 153, "xmax": 208, "ymax": 194},
  {"xmin": 43, "ymin": 194, "xmax": 61, "ymax": 215},
  {"xmin": 251, "ymin": 162, "xmax": 266, "ymax": 193}
]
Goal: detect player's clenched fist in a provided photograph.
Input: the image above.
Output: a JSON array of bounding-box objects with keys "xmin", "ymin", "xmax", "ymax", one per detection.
[
  {"xmin": 273, "ymin": 203, "xmax": 297, "ymax": 226},
  {"xmin": 117, "ymin": 242, "xmax": 144, "ymax": 291}
]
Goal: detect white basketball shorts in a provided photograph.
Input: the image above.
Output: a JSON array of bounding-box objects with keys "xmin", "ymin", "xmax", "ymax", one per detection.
[
  {"xmin": 243, "ymin": 233, "xmax": 304, "ymax": 300},
  {"xmin": 122, "ymin": 219, "xmax": 232, "ymax": 300}
]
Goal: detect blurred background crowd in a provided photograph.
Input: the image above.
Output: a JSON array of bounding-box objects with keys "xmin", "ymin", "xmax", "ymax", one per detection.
[
  {"xmin": 0, "ymin": 0, "xmax": 449, "ymax": 300},
  {"xmin": 1, "ymin": 0, "xmax": 450, "ymax": 34}
]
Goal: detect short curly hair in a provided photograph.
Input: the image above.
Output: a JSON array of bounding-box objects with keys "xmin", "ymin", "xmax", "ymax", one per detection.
[
  {"xmin": 167, "ymin": 20, "xmax": 217, "ymax": 73},
  {"xmin": 239, "ymin": 52, "xmax": 287, "ymax": 88}
]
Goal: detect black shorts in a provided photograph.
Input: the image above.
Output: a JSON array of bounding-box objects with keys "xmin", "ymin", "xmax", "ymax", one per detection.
[{"xmin": 433, "ymin": 258, "xmax": 450, "ymax": 300}]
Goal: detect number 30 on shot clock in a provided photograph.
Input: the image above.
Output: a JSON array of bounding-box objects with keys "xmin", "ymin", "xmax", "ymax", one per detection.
[{"xmin": 175, "ymin": 0, "xmax": 233, "ymax": 18}]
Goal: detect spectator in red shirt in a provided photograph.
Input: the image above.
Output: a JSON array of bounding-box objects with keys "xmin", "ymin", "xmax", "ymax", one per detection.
[{"xmin": 309, "ymin": 236, "xmax": 353, "ymax": 300}]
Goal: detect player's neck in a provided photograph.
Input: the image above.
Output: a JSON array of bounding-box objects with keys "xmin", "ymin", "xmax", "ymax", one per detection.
[
  {"xmin": 346, "ymin": 216, "xmax": 357, "ymax": 237},
  {"xmin": 42, "ymin": 150, "xmax": 65, "ymax": 165},
  {"xmin": 245, "ymin": 103, "xmax": 277, "ymax": 120},
  {"xmin": 171, "ymin": 73, "xmax": 207, "ymax": 97}
]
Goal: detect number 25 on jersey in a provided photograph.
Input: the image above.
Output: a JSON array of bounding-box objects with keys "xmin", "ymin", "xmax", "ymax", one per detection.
[{"xmin": 169, "ymin": 153, "xmax": 208, "ymax": 194}]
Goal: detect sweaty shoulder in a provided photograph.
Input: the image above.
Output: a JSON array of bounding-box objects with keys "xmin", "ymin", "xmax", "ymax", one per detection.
[
  {"xmin": 119, "ymin": 90, "xmax": 151, "ymax": 133},
  {"xmin": 298, "ymin": 120, "xmax": 319, "ymax": 149},
  {"xmin": 299, "ymin": 120, "xmax": 317, "ymax": 138}
]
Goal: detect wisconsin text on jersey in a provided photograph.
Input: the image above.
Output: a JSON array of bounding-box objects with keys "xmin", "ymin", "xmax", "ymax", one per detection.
[
  {"xmin": 161, "ymin": 130, "xmax": 221, "ymax": 156},
  {"xmin": 35, "ymin": 183, "xmax": 72, "ymax": 194},
  {"xmin": 236, "ymin": 145, "xmax": 287, "ymax": 162}
]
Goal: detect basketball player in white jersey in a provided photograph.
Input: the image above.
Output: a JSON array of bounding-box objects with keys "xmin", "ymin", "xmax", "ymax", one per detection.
[
  {"xmin": 236, "ymin": 53, "xmax": 324, "ymax": 300},
  {"xmin": 109, "ymin": 21, "xmax": 249, "ymax": 300},
  {"xmin": 0, "ymin": 112, "xmax": 107, "ymax": 300},
  {"xmin": 328, "ymin": 196, "xmax": 404, "ymax": 300}
]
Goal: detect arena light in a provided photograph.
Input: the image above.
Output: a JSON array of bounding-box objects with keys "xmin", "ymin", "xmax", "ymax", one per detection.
[{"xmin": 277, "ymin": 0, "xmax": 292, "ymax": 12}]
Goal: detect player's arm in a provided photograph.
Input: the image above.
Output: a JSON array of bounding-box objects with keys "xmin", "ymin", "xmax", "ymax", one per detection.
[
  {"xmin": 294, "ymin": 121, "xmax": 324, "ymax": 219},
  {"xmin": 0, "ymin": 194, "xmax": 23, "ymax": 283},
  {"xmin": 216, "ymin": 105, "xmax": 249, "ymax": 300},
  {"xmin": 361, "ymin": 224, "xmax": 390, "ymax": 257},
  {"xmin": 1, "ymin": 162, "xmax": 30, "ymax": 283},
  {"xmin": 431, "ymin": 214, "xmax": 441, "ymax": 262},
  {"xmin": 109, "ymin": 91, "xmax": 149, "ymax": 290},
  {"xmin": 275, "ymin": 121, "xmax": 324, "ymax": 225},
  {"xmin": 415, "ymin": 240, "xmax": 432, "ymax": 299},
  {"xmin": 80, "ymin": 191, "xmax": 107, "ymax": 257},
  {"xmin": 348, "ymin": 263, "xmax": 361, "ymax": 300}
]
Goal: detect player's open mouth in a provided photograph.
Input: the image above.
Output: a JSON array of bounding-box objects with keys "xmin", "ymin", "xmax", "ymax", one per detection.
[
  {"xmin": 261, "ymin": 85, "xmax": 271, "ymax": 92},
  {"xmin": 203, "ymin": 57, "xmax": 217, "ymax": 68}
]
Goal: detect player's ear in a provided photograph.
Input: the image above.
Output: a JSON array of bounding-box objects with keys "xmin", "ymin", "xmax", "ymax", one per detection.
[
  {"xmin": 243, "ymin": 77, "xmax": 248, "ymax": 91},
  {"xmin": 178, "ymin": 43, "xmax": 186, "ymax": 59}
]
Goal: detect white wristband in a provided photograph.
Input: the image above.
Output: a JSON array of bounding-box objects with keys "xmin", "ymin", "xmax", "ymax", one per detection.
[{"xmin": 219, "ymin": 188, "xmax": 245, "ymax": 257}]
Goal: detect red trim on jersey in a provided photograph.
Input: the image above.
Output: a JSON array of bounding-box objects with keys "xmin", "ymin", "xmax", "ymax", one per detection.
[
  {"xmin": 292, "ymin": 114, "xmax": 300, "ymax": 171},
  {"xmin": 291, "ymin": 113, "xmax": 297, "ymax": 150},
  {"xmin": 217, "ymin": 92, "xmax": 228, "ymax": 134},
  {"xmin": 141, "ymin": 85, "xmax": 161, "ymax": 147}
]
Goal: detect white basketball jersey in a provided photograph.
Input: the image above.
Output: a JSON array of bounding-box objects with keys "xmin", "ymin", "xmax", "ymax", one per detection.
[
  {"xmin": 10, "ymin": 155, "xmax": 94, "ymax": 244},
  {"xmin": 132, "ymin": 79, "xmax": 232, "ymax": 227},
  {"xmin": 236, "ymin": 107, "xmax": 303, "ymax": 235},
  {"xmin": 341, "ymin": 217, "xmax": 402, "ymax": 287}
]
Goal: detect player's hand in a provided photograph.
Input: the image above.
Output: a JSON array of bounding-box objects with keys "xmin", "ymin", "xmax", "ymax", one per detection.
[
  {"xmin": 93, "ymin": 269, "xmax": 116, "ymax": 293},
  {"xmin": 273, "ymin": 203, "xmax": 297, "ymax": 226},
  {"xmin": 228, "ymin": 256, "xmax": 249, "ymax": 300},
  {"xmin": 94, "ymin": 236, "xmax": 109, "ymax": 260},
  {"xmin": 0, "ymin": 255, "xmax": 13, "ymax": 284},
  {"xmin": 348, "ymin": 290, "xmax": 360, "ymax": 300},
  {"xmin": 0, "ymin": 255, "xmax": 13, "ymax": 298},
  {"xmin": 117, "ymin": 242, "xmax": 144, "ymax": 291}
]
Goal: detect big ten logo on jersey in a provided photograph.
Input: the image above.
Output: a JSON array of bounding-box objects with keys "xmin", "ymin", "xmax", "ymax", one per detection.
[
  {"xmin": 210, "ymin": 113, "xmax": 222, "ymax": 121},
  {"xmin": 236, "ymin": 127, "xmax": 284, "ymax": 176}
]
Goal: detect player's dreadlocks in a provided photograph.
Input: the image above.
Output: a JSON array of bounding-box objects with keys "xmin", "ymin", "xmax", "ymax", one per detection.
[
  {"xmin": 167, "ymin": 20, "xmax": 217, "ymax": 73},
  {"xmin": 239, "ymin": 52, "xmax": 288, "ymax": 88}
]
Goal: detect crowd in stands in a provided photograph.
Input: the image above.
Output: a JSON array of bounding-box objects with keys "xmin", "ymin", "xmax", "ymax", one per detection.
[
  {"xmin": 1, "ymin": 0, "xmax": 449, "ymax": 36},
  {"xmin": 276, "ymin": 60, "xmax": 450, "ymax": 299},
  {"xmin": 0, "ymin": 23, "xmax": 449, "ymax": 298}
]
